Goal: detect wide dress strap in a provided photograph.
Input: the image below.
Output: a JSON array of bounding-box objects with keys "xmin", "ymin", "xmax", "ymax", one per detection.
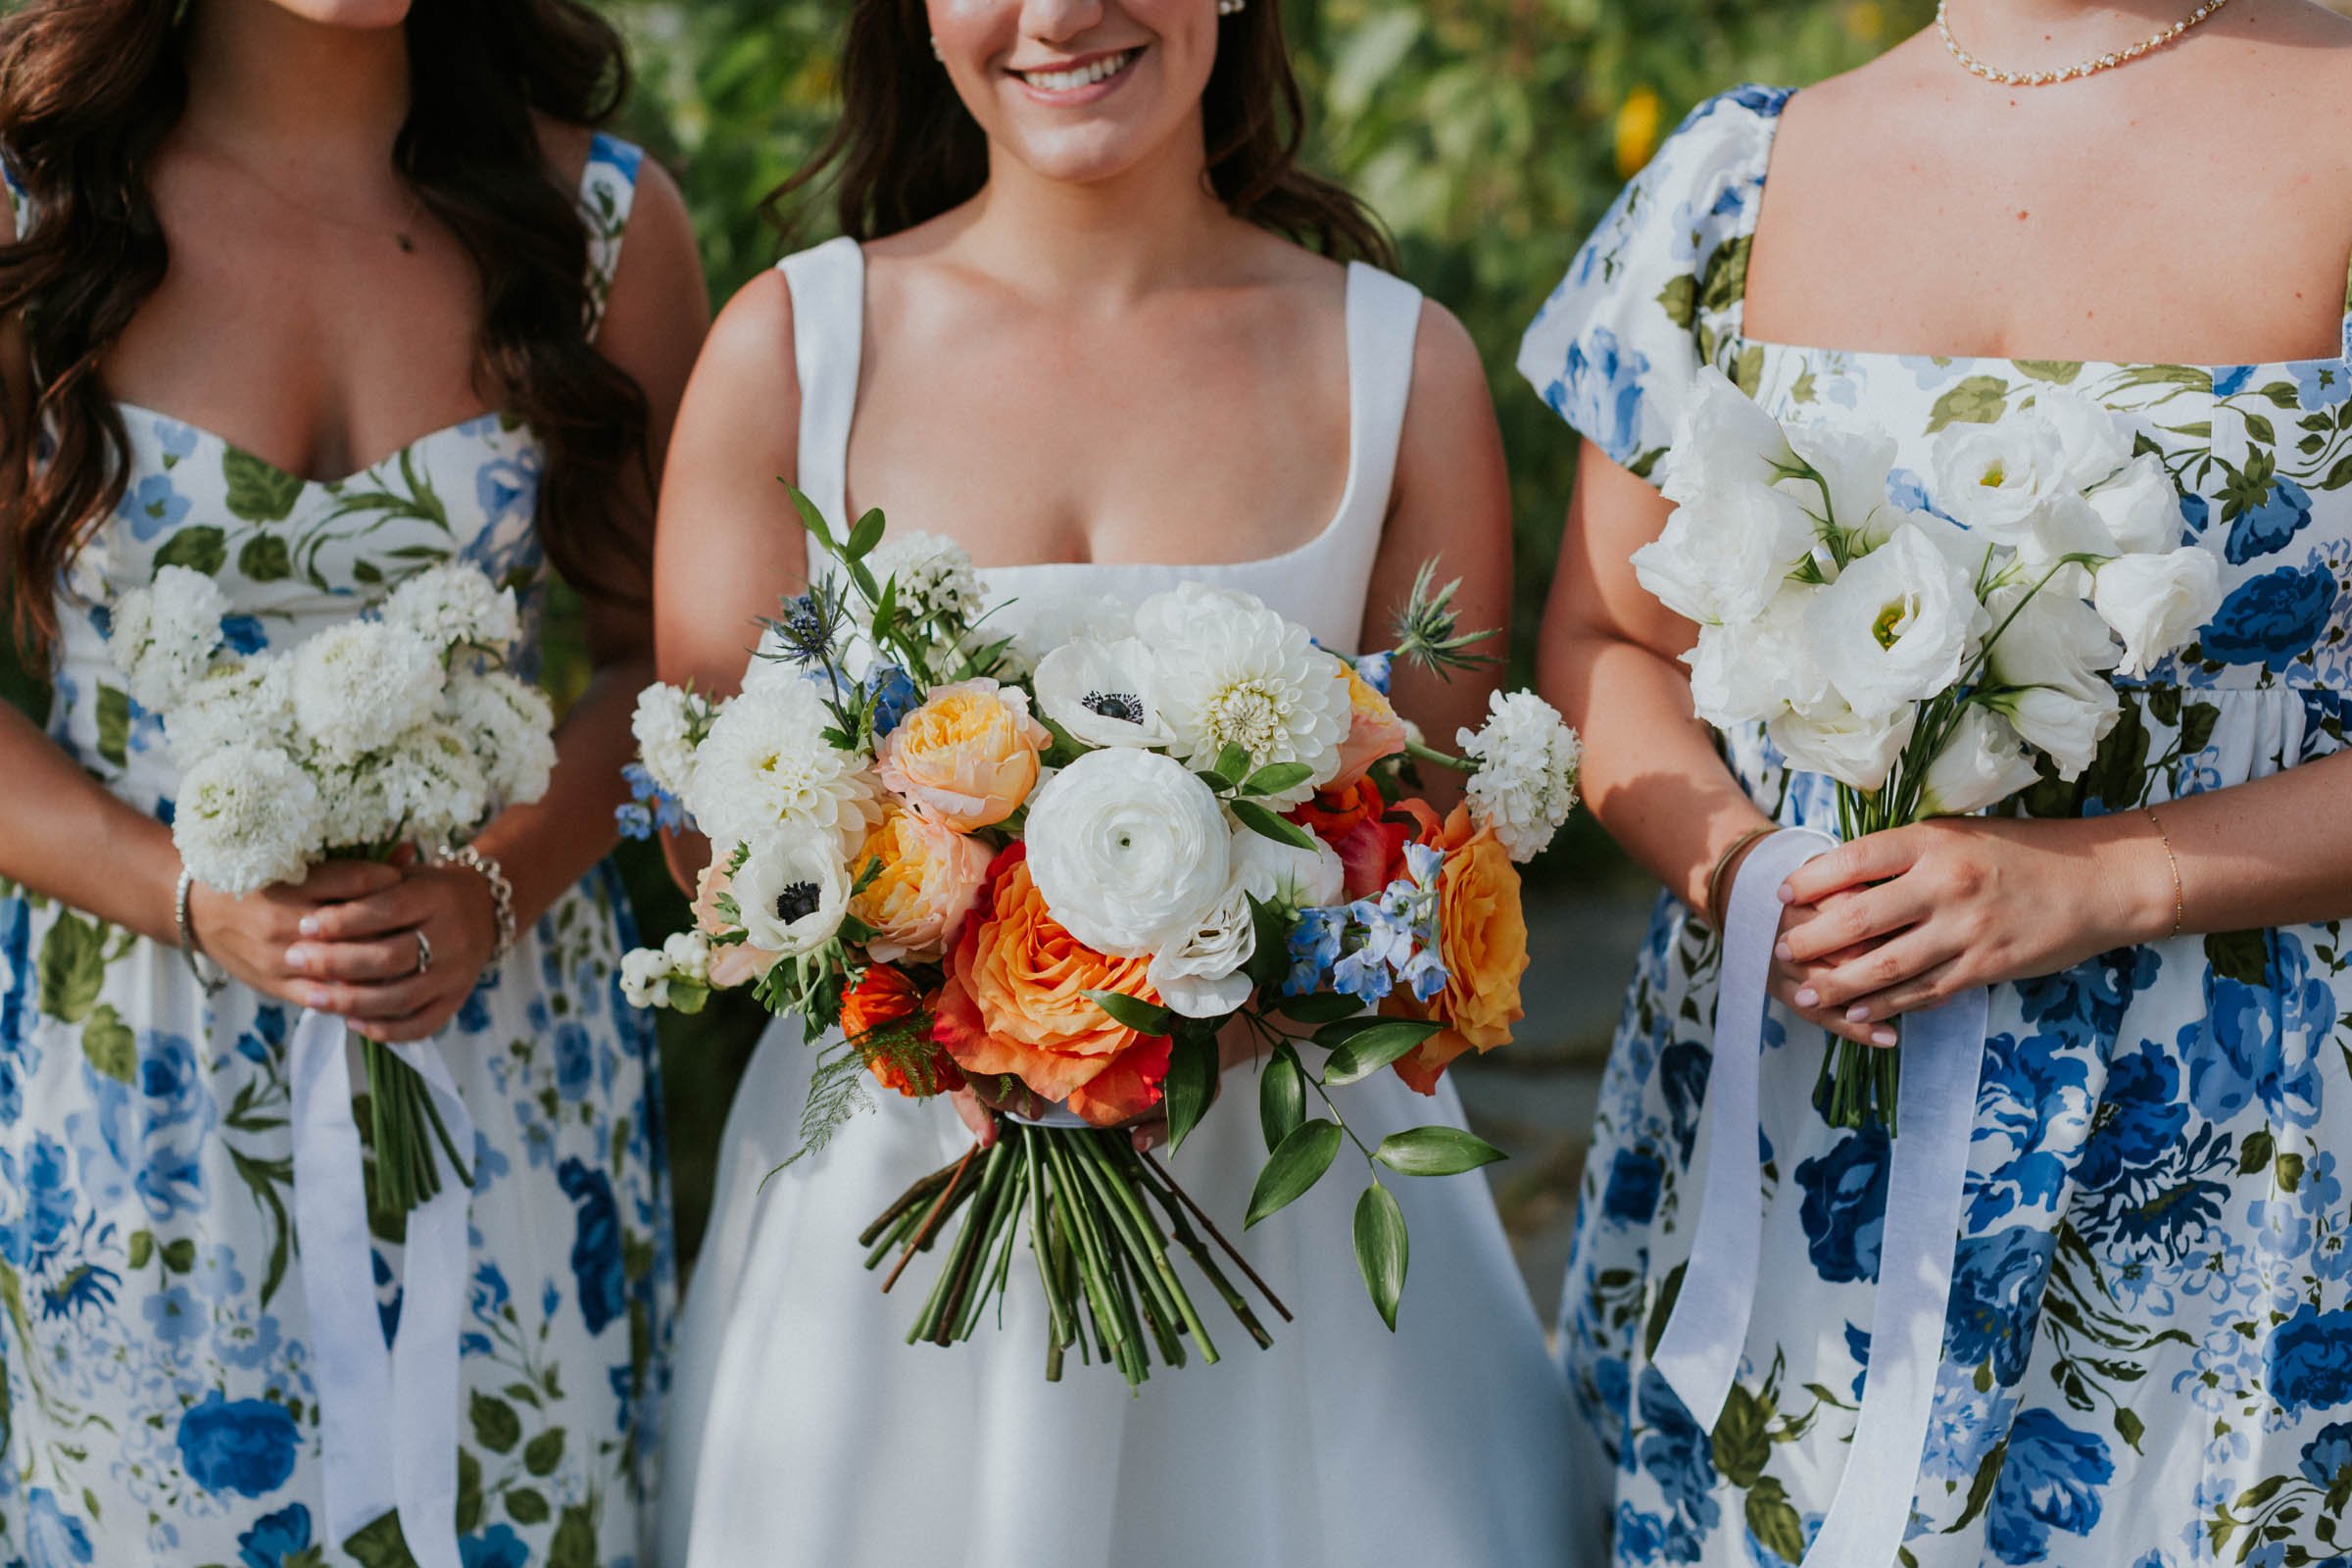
[
  {"xmin": 1323, "ymin": 261, "xmax": 1425, "ymax": 601},
  {"xmin": 774, "ymin": 236, "xmax": 865, "ymax": 560}
]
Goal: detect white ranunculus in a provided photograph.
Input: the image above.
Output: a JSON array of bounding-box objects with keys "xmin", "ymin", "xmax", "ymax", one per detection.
[
  {"xmin": 290, "ymin": 620, "xmax": 443, "ymax": 760},
  {"xmin": 2092, "ymin": 547, "xmax": 2225, "ymax": 680},
  {"xmin": 439, "ymin": 670, "xmax": 556, "ymax": 806},
  {"xmin": 1633, "ymin": 480, "xmax": 1818, "ymax": 627},
  {"xmin": 1929, "ymin": 415, "xmax": 2076, "ymax": 548},
  {"xmin": 1147, "ymin": 882, "xmax": 1258, "ymax": 1020},
  {"xmin": 1919, "ymin": 704, "xmax": 2044, "ymax": 816},
  {"xmin": 1022, "ymin": 748, "xmax": 1231, "ymax": 957},
  {"xmin": 1033, "ymin": 637, "xmax": 1176, "ymax": 749},
  {"xmin": 1983, "ymin": 681, "xmax": 2118, "ymax": 781},
  {"xmin": 1805, "ymin": 524, "xmax": 1984, "ymax": 720},
  {"xmin": 174, "ymin": 744, "xmax": 323, "ymax": 896},
  {"xmin": 1768, "ymin": 699, "xmax": 1918, "ymax": 794},
  {"xmin": 1458, "ymin": 689, "xmax": 1583, "ymax": 862},
  {"xmin": 1659, "ymin": 367, "xmax": 1799, "ymax": 507},
  {"xmin": 381, "ymin": 562, "xmax": 520, "ymax": 654},
  {"xmin": 1785, "ymin": 416, "xmax": 1898, "ymax": 543},
  {"xmin": 109, "ymin": 565, "xmax": 228, "ymax": 713},
  {"xmin": 2032, "ymin": 388, "xmax": 2139, "ymax": 491},
  {"xmin": 2084, "ymin": 452, "xmax": 2185, "ymax": 558},
  {"xmin": 631, "ymin": 683, "xmax": 705, "ymax": 800},
  {"xmin": 684, "ymin": 678, "xmax": 880, "ymax": 856},
  {"xmin": 1685, "ymin": 585, "xmax": 1827, "ymax": 727},
  {"xmin": 1231, "ymin": 824, "xmax": 1345, "ymax": 910},
  {"xmin": 733, "ymin": 831, "xmax": 851, "ymax": 956},
  {"xmin": 1133, "ymin": 583, "xmax": 1349, "ymax": 804}
]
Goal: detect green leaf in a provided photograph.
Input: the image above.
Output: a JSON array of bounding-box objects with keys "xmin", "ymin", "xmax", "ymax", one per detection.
[
  {"xmin": 548, "ymin": 1506, "xmax": 599, "ymax": 1568},
  {"xmin": 1926, "ymin": 374, "xmax": 2009, "ymax": 433},
  {"xmin": 2113, "ymin": 1404, "xmax": 2145, "ymax": 1452},
  {"xmin": 1259, "ymin": 1051, "xmax": 1304, "ymax": 1152},
  {"xmin": 340, "ymin": 1508, "xmax": 419, "ymax": 1568},
  {"xmin": 126, "ymin": 1230, "xmax": 154, "ymax": 1270},
  {"xmin": 37, "ymin": 910, "xmax": 105, "ymax": 1024},
  {"xmin": 505, "ymin": 1487, "xmax": 551, "ymax": 1525},
  {"xmin": 1246, "ymin": 1117, "xmax": 1342, "ymax": 1228},
  {"xmin": 1213, "ymin": 742, "xmax": 1251, "ymax": 784},
  {"xmin": 468, "ymin": 1391, "xmax": 520, "ymax": 1454},
  {"xmin": 1744, "ymin": 1476, "xmax": 1807, "ymax": 1562},
  {"xmin": 1278, "ymin": 993, "xmax": 1364, "ymax": 1025},
  {"xmin": 1352, "ymin": 1183, "xmax": 1408, "ymax": 1330},
  {"xmin": 1323, "ymin": 1018, "xmax": 1444, "ymax": 1086},
  {"xmin": 222, "ymin": 449, "xmax": 305, "ymax": 522},
  {"xmin": 2239, "ymin": 1127, "xmax": 2276, "ymax": 1175},
  {"xmin": 455, "ymin": 1450, "xmax": 483, "ymax": 1535},
  {"xmin": 1373, "ymin": 1125, "xmax": 1507, "ymax": 1177},
  {"xmin": 161, "ymin": 1237, "xmax": 195, "ymax": 1273},
  {"xmin": 95, "ymin": 684, "xmax": 130, "ymax": 769},
  {"xmin": 1084, "ymin": 988, "xmax": 1174, "ymax": 1037},
  {"xmin": 1712, "ymin": 1383, "xmax": 1773, "ymax": 1487},
  {"xmin": 1655, "ymin": 272, "xmax": 1697, "ymax": 329},
  {"xmin": 2014, "ymin": 360, "xmax": 2083, "ymax": 385},
  {"xmin": 778, "ymin": 482, "xmax": 835, "ymax": 548},
  {"xmin": 2278, "ymin": 1152, "xmax": 2307, "ymax": 1193},
  {"xmin": 1241, "ymin": 761, "xmax": 1315, "ymax": 798},
  {"xmin": 522, "ymin": 1426, "xmax": 566, "ymax": 1477},
  {"xmin": 236, "ymin": 532, "xmax": 292, "ymax": 582},
  {"xmin": 154, "ymin": 525, "xmax": 227, "ymax": 575},
  {"xmin": 1243, "ymin": 893, "xmax": 1289, "ymax": 993},
  {"xmin": 846, "ymin": 508, "xmax": 886, "ymax": 561},
  {"xmin": 80, "ymin": 1004, "xmax": 137, "ymax": 1084},
  {"xmin": 2204, "ymin": 929, "xmax": 2270, "ymax": 988},
  {"xmin": 1230, "ymin": 799, "xmax": 1316, "ymax": 853},
  {"xmin": 1160, "ymin": 1033, "xmax": 1217, "ymax": 1156},
  {"xmin": 1949, "ymin": 1438, "xmax": 2008, "ymax": 1530}
]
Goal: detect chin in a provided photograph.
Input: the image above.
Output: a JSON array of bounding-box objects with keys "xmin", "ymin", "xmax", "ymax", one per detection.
[
  {"xmin": 997, "ymin": 121, "xmax": 1163, "ymax": 186},
  {"xmin": 268, "ymin": 0, "xmax": 413, "ymax": 27}
]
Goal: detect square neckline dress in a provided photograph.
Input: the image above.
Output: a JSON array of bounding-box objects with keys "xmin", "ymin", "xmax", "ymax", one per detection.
[{"xmin": 1520, "ymin": 85, "xmax": 2352, "ymax": 1567}]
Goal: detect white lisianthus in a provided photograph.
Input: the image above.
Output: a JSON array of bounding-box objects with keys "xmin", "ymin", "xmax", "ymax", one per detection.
[
  {"xmin": 1231, "ymin": 827, "xmax": 1344, "ymax": 911},
  {"xmin": 1805, "ymin": 525, "xmax": 1984, "ymax": 719},
  {"xmin": 1768, "ymin": 699, "xmax": 1918, "ymax": 794},
  {"xmin": 1659, "ymin": 368, "xmax": 1799, "ymax": 505},
  {"xmin": 2032, "ymin": 388, "xmax": 2139, "ymax": 492},
  {"xmin": 1457, "ymin": 689, "xmax": 1583, "ymax": 863},
  {"xmin": 290, "ymin": 621, "xmax": 443, "ymax": 760},
  {"xmin": 685, "ymin": 678, "xmax": 880, "ymax": 856},
  {"xmin": 1686, "ymin": 587, "xmax": 1828, "ymax": 727},
  {"xmin": 1022, "ymin": 748, "xmax": 1231, "ymax": 957},
  {"xmin": 170, "ymin": 657, "xmax": 296, "ymax": 768},
  {"xmin": 1919, "ymin": 704, "xmax": 2044, "ymax": 816},
  {"xmin": 381, "ymin": 562, "xmax": 520, "ymax": 653},
  {"xmin": 2084, "ymin": 452, "xmax": 2185, "ymax": 558},
  {"xmin": 1033, "ymin": 637, "xmax": 1175, "ymax": 749},
  {"xmin": 733, "ymin": 831, "xmax": 852, "ymax": 956},
  {"xmin": 109, "ymin": 565, "xmax": 228, "ymax": 712},
  {"xmin": 1979, "ymin": 583, "xmax": 2123, "ymax": 778},
  {"xmin": 866, "ymin": 529, "xmax": 982, "ymax": 622},
  {"xmin": 631, "ymin": 683, "xmax": 705, "ymax": 800},
  {"xmin": 619, "ymin": 947, "xmax": 675, "ymax": 1010},
  {"xmin": 1785, "ymin": 416, "xmax": 1899, "ymax": 543},
  {"xmin": 2092, "ymin": 547, "xmax": 2225, "ymax": 680},
  {"xmin": 1632, "ymin": 480, "xmax": 1818, "ymax": 627},
  {"xmin": 1133, "ymin": 584, "xmax": 1349, "ymax": 804},
  {"xmin": 439, "ymin": 670, "xmax": 556, "ymax": 805},
  {"xmin": 175, "ymin": 744, "xmax": 323, "ymax": 895},
  {"xmin": 1982, "ymin": 681, "xmax": 2118, "ymax": 781},
  {"xmin": 1147, "ymin": 882, "xmax": 1258, "ymax": 1020},
  {"xmin": 662, "ymin": 928, "xmax": 712, "ymax": 984},
  {"xmin": 1930, "ymin": 416, "xmax": 2076, "ymax": 548}
]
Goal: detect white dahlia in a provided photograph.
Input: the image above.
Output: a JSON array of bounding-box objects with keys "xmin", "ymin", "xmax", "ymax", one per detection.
[
  {"xmin": 1457, "ymin": 690, "xmax": 1584, "ymax": 863},
  {"xmin": 1132, "ymin": 583, "xmax": 1350, "ymax": 805},
  {"xmin": 174, "ymin": 744, "xmax": 323, "ymax": 896},
  {"xmin": 684, "ymin": 679, "xmax": 879, "ymax": 857}
]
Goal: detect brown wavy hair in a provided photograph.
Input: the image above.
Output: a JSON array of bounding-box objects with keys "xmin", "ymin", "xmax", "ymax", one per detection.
[
  {"xmin": 0, "ymin": 0, "xmax": 652, "ymax": 654},
  {"xmin": 772, "ymin": 0, "xmax": 1395, "ymax": 266}
]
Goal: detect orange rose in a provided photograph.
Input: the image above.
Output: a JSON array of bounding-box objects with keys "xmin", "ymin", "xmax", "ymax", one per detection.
[
  {"xmin": 846, "ymin": 802, "xmax": 991, "ymax": 962},
  {"xmin": 1327, "ymin": 665, "xmax": 1408, "ymax": 790},
  {"xmin": 876, "ymin": 678, "xmax": 1050, "ymax": 831},
  {"xmin": 1394, "ymin": 807, "xmax": 1529, "ymax": 1095},
  {"xmin": 931, "ymin": 844, "xmax": 1171, "ymax": 1126},
  {"xmin": 844, "ymin": 964, "xmax": 964, "ymax": 1098},
  {"xmin": 693, "ymin": 858, "xmax": 780, "ymax": 990}
]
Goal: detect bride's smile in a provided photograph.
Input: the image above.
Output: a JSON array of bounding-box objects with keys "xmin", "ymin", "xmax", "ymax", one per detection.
[{"xmin": 1006, "ymin": 43, "xmax": 1148, "ymax": 102}]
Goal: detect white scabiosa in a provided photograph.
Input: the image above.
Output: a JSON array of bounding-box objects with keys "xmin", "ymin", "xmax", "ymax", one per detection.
[
  {"xmin": 1457, "ymin": 690, "xmax": 1584, "ymax": 863},
  {"xmin": 174, "ymin": 744, "xmax": 323, "ymax": 895},
  {"xmin": 1023, "ymin": 747, "xmax": 1232, "ymax": 957},
  {"xmin": 440, "ymin": 670, "xmax": 557, "ymax": 806},
  {"xmin": 1133, "ymin": 583, "xmax": 1350, "ymax": 805},
  {"xmin": 386, "ymin": 723, "xmax": 492, "ymax": 847},
  {"xmin": 315, "ymin": 760, "xmax": 403, "ymax": 853},
  {"xmin": 382, "ymin": 561, "xmax": 521, "ymax": 653},
  {"xmin": 290, "ymin": 621, "xmax": 443, "ymax": 760},
  {"xmin": 109, "ymin": 565, "xmax": 228, "ymax": 712},
  {"xmin": 684, "ymin": 678, "xmax": 880, "ymax": 856},
  {"xmin": 733, "ymin": 831, "xmax": 852, "ymax": 956}
]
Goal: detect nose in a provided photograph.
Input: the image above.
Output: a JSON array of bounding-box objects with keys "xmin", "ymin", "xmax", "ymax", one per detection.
[{"xmin": 1020, "ymin": 0, "xmax": 1110, "ymax": 46}]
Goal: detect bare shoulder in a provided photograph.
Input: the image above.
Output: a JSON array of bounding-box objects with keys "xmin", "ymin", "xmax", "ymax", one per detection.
[
  {"xmin": 603, "ymin": 153, "xmax": 701, "ymax": 302},
  {"xmin": 1405, "ymin": 297, "xmax": 1490, "ymax": 410},
  {"xmin": 694, "ymin": 267, "xmax": 801, "ymax": 408}
]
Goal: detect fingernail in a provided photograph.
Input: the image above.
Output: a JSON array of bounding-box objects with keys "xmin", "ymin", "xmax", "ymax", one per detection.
[
  {"xmin": 284, "ymin": 947, "xmax": 307, "ymax": 973},
  {"xmin": 1845, "ymin": 1004, "xmax": 1872, "ymax": 1023},
  {"xmin": 1777, "ymin": 883, "xmax": 1794, "ymax": 904},
  {"xmin": 298, "ymin": 916, "xmax": 320, "ymax": 937},
  {"xmin": 1795, "ymin": 987, "xmax": 1819, "ymax": 1007},
  {"xmin": 1872, "ymin": 1027, "xmax": 1898, "ymax": 1048},
  {"xmin": 1774, "ymin": 940, "xmax": 1793, "ymax": 962}
]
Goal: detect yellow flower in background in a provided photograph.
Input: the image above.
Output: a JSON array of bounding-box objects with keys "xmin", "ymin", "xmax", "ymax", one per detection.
[{"xmin": 1614, "ymin": 85, "xmax": 1664, "ymax": 177}]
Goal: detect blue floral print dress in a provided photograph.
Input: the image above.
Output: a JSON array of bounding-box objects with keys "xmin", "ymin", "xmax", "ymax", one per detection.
[
  {"xmin": 0, "ymin": 137, "xmax": 672, "ymax": 1568},
  {"xmin": 1519, "ymin": 88, "xmax": 2352, "ymax": 1567}
]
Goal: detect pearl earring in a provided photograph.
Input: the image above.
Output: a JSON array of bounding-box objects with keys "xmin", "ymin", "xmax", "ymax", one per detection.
[
  {"xmin": 1217, "ymin": 0, "xmax": 1245, "ymax": 14},
  {"xmin": 930, "ymin": 34, "xmax": 944, "ymax": 60}
]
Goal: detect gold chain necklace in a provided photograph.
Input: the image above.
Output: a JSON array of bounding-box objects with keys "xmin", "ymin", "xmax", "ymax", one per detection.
[
  {"xmin": 1936, "ymin": 0, "xmax": 2231, "ymax": 86},
  {"xmin": 191, "ymin": 134, "xmax": 425, "ymax": 254}
]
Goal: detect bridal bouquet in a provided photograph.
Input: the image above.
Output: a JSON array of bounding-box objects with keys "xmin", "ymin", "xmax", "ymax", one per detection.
[
  {"xmin": 111, "ymin": 561, "xmax": 555, "ymax": 1208},
  {"xmin": 1640, "ymin": 368, "xmax": 2223, "ymax": 1129},
  {"xmin": 618, "ymin": 493, "xmax": 1581, "ymax": 1385}
]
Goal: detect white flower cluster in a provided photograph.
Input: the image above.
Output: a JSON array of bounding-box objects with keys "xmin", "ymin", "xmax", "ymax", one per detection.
[
  {"xmin": 865, "ymin": 530, "xmax": 983, "ymax": 623},
  {"xmin": 1458, "ymin": 690, "xmax": 1583, "ymax": 862},
  {"xmin": 1642, "ymin": 369, "xmax": 2225, "ymax": 808},
  {"xmin": 631, "ymin": 682, "xmax": 715, "ymax": 801},
  {"xmin": 118, "ymin": 561, "xmax": 553, "ymax": 895},
  {"xmin": 620, "ymin": 930, "xmax": 712, "ymax": 1009}
]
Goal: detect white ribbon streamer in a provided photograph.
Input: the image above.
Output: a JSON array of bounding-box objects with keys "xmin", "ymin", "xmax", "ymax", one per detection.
[
  {"xmin": 290, "ymin": 1008, "xmax": 471, "ymax": 1568},
  {"xmin": 1649, "ymin": 828, "xmax": 1986, "ymax": 1568}
]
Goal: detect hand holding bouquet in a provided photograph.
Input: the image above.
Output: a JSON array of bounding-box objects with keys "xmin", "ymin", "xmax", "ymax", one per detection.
[{"xmin": 620, "ymin": 495, "xmax": 1582, "ymax": 1384}]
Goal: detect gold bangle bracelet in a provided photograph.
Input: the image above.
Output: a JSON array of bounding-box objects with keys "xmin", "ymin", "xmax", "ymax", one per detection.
[
  {"xmin": 2142, "ymin": 806, "xmax": 2184, "ymax": 940},
  {"xmin": 1703, "ymin": 824, "xmax": 1780, "ymax": 932}
]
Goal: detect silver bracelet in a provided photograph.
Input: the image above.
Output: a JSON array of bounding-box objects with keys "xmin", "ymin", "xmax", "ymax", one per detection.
[
  {"xmin": 173, "ymin": 866, "xmax": 228, "ymax": 996},
  {"xmin": 433, "ymin": 843, "xmax": 518, "ymax": 967}
]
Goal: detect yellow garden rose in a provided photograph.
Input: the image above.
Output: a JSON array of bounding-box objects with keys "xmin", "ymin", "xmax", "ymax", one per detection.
[
  {"xmin": 847, "ymin": 802, "xmax": 991, "ymax": 962},
  {"xmin": 876, "ymin": 678, "xmax": 1051, "ymax": 831},
  {"xmin": 1395, "ymin": 809, "xmax": 1529, "ymax": 1095}
]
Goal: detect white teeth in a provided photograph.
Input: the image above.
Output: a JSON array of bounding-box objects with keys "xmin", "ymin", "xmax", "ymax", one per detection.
[{"xmin": 1022, "ymin": 49, "xmax": 1133, "ymax": 91}]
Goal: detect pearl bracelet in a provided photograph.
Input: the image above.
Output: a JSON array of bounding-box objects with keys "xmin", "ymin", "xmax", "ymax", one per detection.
[
  {"xmin": 432, "ymin": 844, "xmax": 518, "ymax": 967},
  {"xmin": 173, "ymin": 866, "xmax": 228, "ymax": 996}
]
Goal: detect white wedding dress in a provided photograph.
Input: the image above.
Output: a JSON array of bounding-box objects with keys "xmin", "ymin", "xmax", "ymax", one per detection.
[{"xmin": 660, "ymin": 236, "xmax": 1586, "ymax": 1568}]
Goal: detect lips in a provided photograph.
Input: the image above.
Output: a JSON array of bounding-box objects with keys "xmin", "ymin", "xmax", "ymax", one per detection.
[{"xmin": 1009, "ymin": 46, "xmax": 1141, "ymax": 93}]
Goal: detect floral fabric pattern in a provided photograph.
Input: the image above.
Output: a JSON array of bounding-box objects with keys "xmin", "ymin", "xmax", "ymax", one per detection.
[
  {"xmin": 1521, "ymin": 89, "xmax": 2352, "ymax": 1566},
  {"xmin": 0, "ymin": 136, "xmax": 671, "ymax": 1567}
]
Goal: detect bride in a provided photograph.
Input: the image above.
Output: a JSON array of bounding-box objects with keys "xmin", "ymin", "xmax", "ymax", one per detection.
[{"xmin": 651, "ymin": 1, "xmax": 1583, "ymax": 1564}]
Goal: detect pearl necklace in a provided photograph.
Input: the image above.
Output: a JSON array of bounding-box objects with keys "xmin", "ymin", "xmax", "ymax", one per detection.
[{"xmin": 1936, "ymin": 0, "xmax": 2230, "ymax": 86}]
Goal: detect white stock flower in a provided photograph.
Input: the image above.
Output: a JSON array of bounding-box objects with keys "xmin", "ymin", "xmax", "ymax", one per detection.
[
  {"xmin": 1022, "ymin": 748, "xmax": 1231, "ymax": 957},
  {"xmin": 2085, "ymin": 453, "xmax": 2185, "ymax": 558},
  {"xmin": 2093, "ymin": 547, "xmax": 2225, "ymax": 680},
  {"xmin": 1633, "ymin": 480, "xmax": 1818, "ymax": 628},
  {"xmin": 1033, "ymin": 637, "xmax": 1175, "ymax": 749},
  {"xmin": 1919, "ymin": 704, "xmax": 2044, "ymax": 816},
  {"xmin": 290, "ymin": 621, "xmax": 443, "ymax": 760},
  {"xmin": 631, "ymin": 683, "xmax": 705, "ymax": 800},
  {"xmin": 1685, "ymin": 587, "xmax": 1828, "ymax": 728},
  {"xmin": 1768, "ymin": 699, "xmax": 1917, "ymax": 794},
  {"xmin": 1457, "ymin": 689, "xmax": 1583, "ymax": 863},
  {"xmin": 620, "ymin": 947, "xmax": 675, "ymax": 1009},
  {"xmin": 381, "ymin": 562, "xmax": 520, "ymax": 654},
  {"xmin": 170, "ymin": 657, "xmax": 296, "ymax": 769},
  {"xmin": 1930, "ymin": 416, "xmax": 2077, "ymax": 548},
  {"xmin": 1659, "ymin": 368, "xmax": 1799, "ymax": 506},
  {"xmin": 109, "ymin": 565, "xmax": 227, "ymax": 712},
  {"xmin": 1134, "ymin": 584, "xmax": 1349, "ymax": 804},
  {"xmin": 684, "ymin": 679, "xmax": 880, "ymax": 856},
  {"xmin": 1805, "ymin": 524, "xmax": 1984, "ymax": 720},
  {"xmin": 2032, "ymin": 388, "xmax": 2138, "ymax": 491},
  {"xmin": 174, "ymin": 744, "xmax": 323, "ymax": 896},
  {"xmin": 733, "ymin": 831, "xmax": 852, "ymax": 956},
  {"xmin": 440, "ymin": 670, "xmax": 556, "ymax": 806},
  {"xmin": 866, "ymin": 529, "xmax": 982, "ymax": 622}
]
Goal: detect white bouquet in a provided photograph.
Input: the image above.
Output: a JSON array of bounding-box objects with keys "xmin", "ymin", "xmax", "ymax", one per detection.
[
  {"xmin": 1639, "ymin": 369, "xmax": 2222, "ymax": 1127},
  {"xmin": 113, "ymin": 561, "xmax": 555, "ymax": 1207}
]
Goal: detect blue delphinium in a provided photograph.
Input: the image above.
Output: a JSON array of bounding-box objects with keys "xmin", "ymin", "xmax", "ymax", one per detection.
[
  {"xmin": 863, "ymin": 663, "xmax": 920, "ymax": 737},
  {"xmin": 614, "ymin": 761, "xmax": 687, "ymax": 842},
  {"xmin": 1280, "ymin": 845, "xmax": 1449, "ymax": 1004}
]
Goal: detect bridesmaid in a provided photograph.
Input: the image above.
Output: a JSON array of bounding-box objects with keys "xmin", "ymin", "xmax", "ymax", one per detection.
[
  {"xmin": 0, "ymin": 0, "xmax": 704, "ymax": 1563},
  {"xmin": 1528, "ymin": 2, "xmax": 2352, "ymax": 1563}
]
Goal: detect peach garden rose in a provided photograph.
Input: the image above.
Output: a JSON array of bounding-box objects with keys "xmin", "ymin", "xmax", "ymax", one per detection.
[{"xmin": 875, "ymin": 677, "xmax": 1051, "ymax": 831}]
